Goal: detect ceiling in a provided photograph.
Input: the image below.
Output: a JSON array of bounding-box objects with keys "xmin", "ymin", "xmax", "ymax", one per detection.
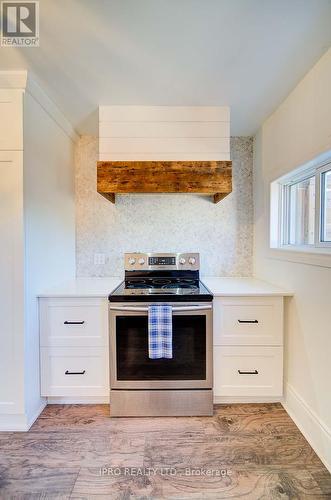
[{"xmin": 1, "ymin": 0, "xmax": 331, "ymax": 136}]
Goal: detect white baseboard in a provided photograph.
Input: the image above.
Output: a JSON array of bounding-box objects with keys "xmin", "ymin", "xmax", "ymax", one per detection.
[
  {"xmin": 0, "ymin": 414, "xmax": 29, "ymax": 432},
  {"xmin": 282, "ymin": 383, "xmax": 331, "ymax": 472},
  {"xmin": 214, "ymin": 396, "xmax": 283, "ymax": 404},
  {"xmin": 47, "ymin": 396, "xmax": 109, "ymax": 404},
  {"xmin": 26, "ymin": 400, "xmax": 47, "ymax": 429},
  {"xmin": 48, "ymin": 396, "xmax": 281, "ymax": 405},
  {"xmin": 0, "ymin": 401, "xmax": 46, "ymax": 431}
]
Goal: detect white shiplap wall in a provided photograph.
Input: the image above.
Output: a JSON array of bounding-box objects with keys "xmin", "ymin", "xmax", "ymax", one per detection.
[{"xmin": 98, "ymin": 106, "xmax": 230, "ymax": 161}]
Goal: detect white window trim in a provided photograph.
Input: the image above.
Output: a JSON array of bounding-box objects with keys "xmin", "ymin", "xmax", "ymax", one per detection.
[
  {"xmin": 282, "ymin": 170, "xmax": 316, "ymax": 248},
  {"xmin": 269, "ymin": 151, "xmax": 331, "ymax": 267},
  {"xmin": 315, "ymin": 162, "xmax": 331, "ymax": 248}
]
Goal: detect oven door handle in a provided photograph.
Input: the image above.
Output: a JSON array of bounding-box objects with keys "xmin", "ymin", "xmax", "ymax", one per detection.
[{"xmin": 109, "ymin": 305, "xmax": 212, "ymax": 312}]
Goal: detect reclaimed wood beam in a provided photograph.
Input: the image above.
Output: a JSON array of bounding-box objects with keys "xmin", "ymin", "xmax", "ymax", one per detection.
[
  {"xmin": 213, "ymin": 193, "xmax": 228, "ymax": 204},
  {"xmin": 97, "ymin": 160, "xmax": 232, "ymax": 203},
  {"xmin": 100, "ymin": 192, "xmax": 115, "ymax": 203}
]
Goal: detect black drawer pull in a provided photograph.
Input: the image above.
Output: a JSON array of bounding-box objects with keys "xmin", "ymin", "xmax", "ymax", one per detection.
[
  {"xmin": 64, "ymin": 321, "xmax": 85, "ymax": 325},
  {"xmin": 238, "ymin": 319, "xmax": 259, "ymax": 324},
  {"xmin": 65, "ymin": 370, "xmax": 86, "ymax": 375},
  {"xmin": 238, "ymin": 369, "xmax": 258, "ymax": 375}
]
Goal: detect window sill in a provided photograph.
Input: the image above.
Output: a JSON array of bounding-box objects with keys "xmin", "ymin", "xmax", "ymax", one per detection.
[{"xmin": 268, "ymin": 246, "xmax": 331, "ymax": 268}]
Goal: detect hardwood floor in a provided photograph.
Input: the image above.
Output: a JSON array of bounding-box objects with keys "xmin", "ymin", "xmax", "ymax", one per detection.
[{"xmin": 0, "ymin": 403, "xmax": 330, "ymax": 499}]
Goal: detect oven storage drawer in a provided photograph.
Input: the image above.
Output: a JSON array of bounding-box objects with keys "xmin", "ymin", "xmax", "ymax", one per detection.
[
  {"xmin": 40, "ymin": 347, "xmax": 109, "ymax": 396},
  {"xmin": 213, "ymin": 346, "xmax": 283, "ymax": 397},
  {"xmin": 213, "ymin": 297, "xmax": 283, "ymax": 346},
  {"xmin": 39, "ymin": 298, "xmax": 108, "ymax": 347}
]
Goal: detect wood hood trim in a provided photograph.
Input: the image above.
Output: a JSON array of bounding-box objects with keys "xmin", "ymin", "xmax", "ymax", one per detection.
[{"xmin": 97, "ymin": 160, "xmax": 232, "ymax": 204}]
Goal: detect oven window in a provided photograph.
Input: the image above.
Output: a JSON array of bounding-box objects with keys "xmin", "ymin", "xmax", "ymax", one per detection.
[{"xmin": 116, "ymin": 315, "xmax": 206, "ymax": 380}]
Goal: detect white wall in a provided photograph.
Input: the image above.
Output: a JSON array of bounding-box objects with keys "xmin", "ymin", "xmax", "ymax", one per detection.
[
  {"xmin": 76, "ymin": 135, "xmax": 253, "ymax": 277},
  {"xmin": 254, "ymin": 48, "xmax": 331, "ymax": 470},
  {"xmin": 23, "ymin": 91, "xmax": 76, "ymax": 422}
]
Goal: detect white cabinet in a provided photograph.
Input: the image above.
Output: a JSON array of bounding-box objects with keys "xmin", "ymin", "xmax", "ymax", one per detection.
[
  {"xmin": 40, "ymin": 347, "xmax": 109, "ymax": 397},
  {"xmin": 39, "ymin": 298, "xmax": 109, "ymax": 398},
  {"xmin": 39, "ymin": 293, "xmax": 284, "ymax": 402},
  {"xmin": 213, "ymin": 297, "xmax": 283, "ymax": 346},
  {"xmin": 0, "ymin": 90, "xmax": 23, "ymax": 150},
  {"xmin": 0, "ymin": 150, "xmax": 24, "ymax": 415},
  {"xmin": 40, "ymin": 298, "xmax": 108, "ymax": 347},
  {"xmin": 0, "ymin": 72, "xmax": 76, "ymax": 430},
  {"xmin": 213, "ymin": 296, "xmax": 284, "ymax": 401},
  {"xmin": 214, "ymin": 346, "xmax": 283, "ymax": 397}
]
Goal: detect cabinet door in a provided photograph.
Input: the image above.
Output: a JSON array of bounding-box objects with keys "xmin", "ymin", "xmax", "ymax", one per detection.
[
  {"xmin": 0, "ymin": 90, "xmax": 23, "ymax": 150},
  {"xmin": 0, "ymin": 151, "xmax": 24, "ymax": 413}
]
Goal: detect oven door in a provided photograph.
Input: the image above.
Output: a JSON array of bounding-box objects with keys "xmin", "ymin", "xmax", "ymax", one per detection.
[{"xmin": 109, "ymin": 302, "xmax": 212, "ymax": 389}]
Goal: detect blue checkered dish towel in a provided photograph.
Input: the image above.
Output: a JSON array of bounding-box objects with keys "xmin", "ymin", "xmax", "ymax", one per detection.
[{"xmin": 148, "ymin": 304, "xmax": 173, "ymax": 359}]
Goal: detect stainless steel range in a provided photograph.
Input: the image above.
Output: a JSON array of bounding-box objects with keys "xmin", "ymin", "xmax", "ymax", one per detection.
[{"xmin": 108, "ymin": 253, "xmax": 213, "ymax": 417}]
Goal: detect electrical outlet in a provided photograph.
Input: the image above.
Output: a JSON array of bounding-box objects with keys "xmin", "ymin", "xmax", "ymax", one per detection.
[{"xmin": 94, "ymin": 253, "xmax": 106, "ymax": 265}]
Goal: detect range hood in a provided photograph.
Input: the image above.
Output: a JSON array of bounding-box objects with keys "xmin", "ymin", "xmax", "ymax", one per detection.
[
  {"xmin": 97, "ymin": 105, "xmax": 232, "ymax": 203},
  {"xmin": 97, "ymin": 160, "xmax": 232, "ymax": 204}
]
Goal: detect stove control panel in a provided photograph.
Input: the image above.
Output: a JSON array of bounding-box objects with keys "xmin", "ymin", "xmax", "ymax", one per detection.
[
  {"xmin": 125, "ymin": 253, "xmax": 200, "ymax": 271},
  {"xmin": 149, "ymin": 256, "xmax": 176, "ymax": 266}
]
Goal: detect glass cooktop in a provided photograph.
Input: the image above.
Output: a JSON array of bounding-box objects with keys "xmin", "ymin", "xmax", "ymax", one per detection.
[{"xmin": 109, "ymin": 278, "xmax": 213, "ymax": 302}]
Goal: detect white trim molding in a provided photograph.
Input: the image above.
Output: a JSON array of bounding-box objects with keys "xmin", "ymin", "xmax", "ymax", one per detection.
[
  {"xmin": 0, "ymin": 70, "xmax": 79, "ymax": 142},
  {"xmin": 214, "ymin": 396, "xmax": 283, "ymax": 404},
  {"xmin": 282, "ymin": 383, "xmax": 331, "ymax": 472},
  {"xmin": 0, "ymin": 401, "xmax": 46, "ymax": 432},
  {"xmin": 47, "ymin": 396, "xmax": 109, "ymax": 404},
  {"xmin": 26, "ymin": 75, "xmax": 79, "ymax": 143},
  {"xmin": 268, "ymin": 247, "xmax": 331, "ymax": 269},
  {"xmin": 0, "ymin": 70, "xmax": 28, "ymax": 89}
]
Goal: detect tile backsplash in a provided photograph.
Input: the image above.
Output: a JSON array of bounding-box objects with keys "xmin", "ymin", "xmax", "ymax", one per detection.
[{"xmin": 75, "ymin": 136, "xmax": 253, "ymax": 277}]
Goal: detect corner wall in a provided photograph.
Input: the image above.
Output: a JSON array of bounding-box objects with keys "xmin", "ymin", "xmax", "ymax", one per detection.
[{"xmin": 253, "ymin": 48, "xmax": 331, "ymax": 470}]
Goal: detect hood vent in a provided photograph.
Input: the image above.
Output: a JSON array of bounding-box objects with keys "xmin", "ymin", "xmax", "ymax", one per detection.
[
  {"xmin": 97, "ymin": 105, "xmax": 232, "ymax": 203},
  {"xmin": 97, "ymin": 160, "xmax": 232, "ymax": 203}
]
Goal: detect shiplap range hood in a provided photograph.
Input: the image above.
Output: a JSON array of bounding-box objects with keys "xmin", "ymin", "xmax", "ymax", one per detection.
[{"xmin": 97, "ymin": 106, "xmax": 232, "ymax": 203}]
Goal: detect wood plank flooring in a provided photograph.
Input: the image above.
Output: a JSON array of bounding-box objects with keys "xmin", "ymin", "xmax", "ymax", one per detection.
[{"xmin": 0, "ymin": 403, "xmax": 330, "ymax": 499}]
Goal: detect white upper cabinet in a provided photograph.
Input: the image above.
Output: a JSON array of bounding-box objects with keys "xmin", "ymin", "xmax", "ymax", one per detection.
[{"xmin": 0, "ymin": 90, "xmax": 23, "ymax": 150}]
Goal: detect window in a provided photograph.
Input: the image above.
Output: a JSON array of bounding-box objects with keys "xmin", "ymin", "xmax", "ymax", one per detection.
[
  {"xmin": 271, "ymin": 156, "xmax": 331, "ymax": 251},
  {"xmin": 286, "ymin": 176, "xmax": 315, "ymax": 246},
  {"xmin": 321, "ymin": 168, "xmax": 331, "ymax": 243}
]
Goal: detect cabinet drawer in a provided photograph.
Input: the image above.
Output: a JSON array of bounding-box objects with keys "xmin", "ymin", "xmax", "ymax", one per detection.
[
  {"xmin": 39, "ymin": 298, "xmax": 108, "ymax": 347},
  {"xmin": 213, "ymin": 297, "xmax": 283, "ymax": 346},
  {"xmin": 41, "ymin": 347, "xmax": 109, "ymax": 397},
  {"xmin": 213, "ymin": 346, "xmax": 283, "ymax": 397}
]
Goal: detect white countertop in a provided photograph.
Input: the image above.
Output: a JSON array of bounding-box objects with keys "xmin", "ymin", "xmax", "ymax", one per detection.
[
  {"xmin": 38, "ymin": 276, "xmax": 292, "ymax": 298},
  {"xmin": 37, "ymin": 278, "xmax": 122, "ymax": 297},
  {"xmin": 203, "ymin": 277, "xmax": 293, "ymax": 296}
]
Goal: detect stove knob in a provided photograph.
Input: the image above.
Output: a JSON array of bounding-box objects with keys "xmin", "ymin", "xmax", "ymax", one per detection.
[
  {"xmin": 188, "ymin": 257, "xmax": 196, "ymax": 265},
  {"xmin": 128, "ymin": 257, "xmax": 136, "ymax": 265},
  {"xmin": 138, "ymin": 257, "xmax": 145, "ymax": 265},
  {"xmin": 179, "ymin": 258, "xmax": 186, "ymax": 265}
]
